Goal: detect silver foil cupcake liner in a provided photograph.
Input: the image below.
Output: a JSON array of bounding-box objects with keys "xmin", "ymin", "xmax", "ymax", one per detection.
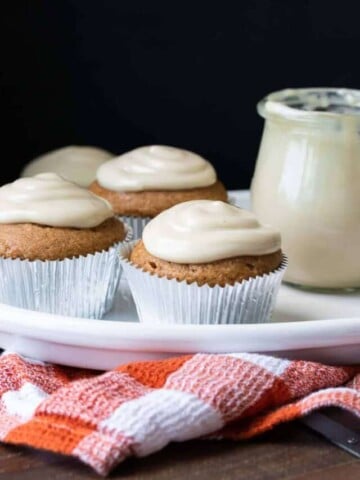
[
  {"xmin": 228, "ymin": 193, "xmax": 245, "ymax": 209},
  {"xmin": 119, "ymin": 241, "xmax": 287, "ymax": 325},
  {"xmin": 0, "ymin": 224, "xmax": 132, "ymax": 319},
  {"xmin": 118, "ymin": 215, "xmax": 152, "ymax": 239}
]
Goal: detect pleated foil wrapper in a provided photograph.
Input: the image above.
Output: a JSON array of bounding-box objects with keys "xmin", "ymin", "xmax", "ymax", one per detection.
[
  {"xmin": 0, "ymin": 224, "xmax": 132, "ymax": 319},
  {"xmin": 228, "ymin": 194, "xmax": 245, "ymax": 209},
  {"xmin": 118, "ymin": 215, "xmax": 152, "ymax": 240},
  {"xmin": 119, "ymin": 241, "xmax": 288, "ymax": 325}
]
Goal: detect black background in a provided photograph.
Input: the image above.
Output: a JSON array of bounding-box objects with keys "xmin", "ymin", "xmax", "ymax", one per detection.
[{"xmin": 1, "ymin": 1, "xmax": 360, "ymax": 188}]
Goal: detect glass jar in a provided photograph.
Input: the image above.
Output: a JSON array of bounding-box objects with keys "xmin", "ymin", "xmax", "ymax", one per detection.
[{"xmin": 251, "ymin": 88, "xmax": 360, "ymax": 290}]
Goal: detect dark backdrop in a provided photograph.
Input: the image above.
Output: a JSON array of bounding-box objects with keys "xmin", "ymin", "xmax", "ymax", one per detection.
[{"xmin": 1, "ymin": 1, "xmax": 360, "ymax": 188}]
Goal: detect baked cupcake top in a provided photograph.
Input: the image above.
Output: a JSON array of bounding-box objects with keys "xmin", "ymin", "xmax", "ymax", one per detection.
[
  {"xmin": 0, "ymin": 173, "xmax": 114, "ymax": 228},
  {"xmin": 96, "ymin": 145, "xmax": 217, "ymax": 192},
  {"xmin": 21, "ymin": 145, "xmax": 113, "ymax": 187},
  {"xmin": 143, "ymin": 200, "xmax": 281, "ymax": 264}
]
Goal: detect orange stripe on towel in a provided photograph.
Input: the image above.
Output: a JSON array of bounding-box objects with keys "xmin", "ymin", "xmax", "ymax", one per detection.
[
  {"xmin": 117, "ymin": 355, "xmax": 193, "ymax": 388},
  {"xmin": 5, "ymin": 415, "xmax": 93, "ymax": 455}
]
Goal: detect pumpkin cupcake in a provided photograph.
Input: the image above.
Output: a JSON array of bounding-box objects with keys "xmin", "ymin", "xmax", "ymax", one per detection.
[
  {"xmin": 21, "ymin": 145, "xmax": 113, "ymax": 187},
  {"xmin": 90, "ymin": 145, "xmax": 227, "ymax": 238},
  {"xmin": 0, "ymin": 173, "xmax": 131, "ymax": 318},
  {"xmin": 119, "ymin": 200, "xmax": 286, "ymax": 324}
]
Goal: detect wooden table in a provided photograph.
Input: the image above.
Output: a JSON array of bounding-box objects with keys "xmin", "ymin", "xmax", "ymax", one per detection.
[{"xmin": 1, "ymin": 422, "xmax": 359, "ymax": 479}]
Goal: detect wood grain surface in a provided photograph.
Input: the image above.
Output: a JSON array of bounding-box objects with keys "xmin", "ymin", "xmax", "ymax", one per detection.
[{"xmin": 0, "ymin": 422, "xmax": 358, "ymax": 479}]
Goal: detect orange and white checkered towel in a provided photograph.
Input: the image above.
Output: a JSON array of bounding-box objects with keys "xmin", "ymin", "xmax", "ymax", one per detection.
[{"xmin": 0, "ymin": 351, "xmax": 359, "ymax": 475}]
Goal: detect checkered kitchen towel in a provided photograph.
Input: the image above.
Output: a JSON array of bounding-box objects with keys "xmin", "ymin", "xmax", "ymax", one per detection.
[{"xmin": 0, "ymin": 351, "xmax": 359, "ymax": 475}]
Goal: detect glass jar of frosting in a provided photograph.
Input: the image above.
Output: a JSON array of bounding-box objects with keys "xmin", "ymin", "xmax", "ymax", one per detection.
[{"xmin": 250, "ymin": 88, "xmax": 360, "ymax": 290}]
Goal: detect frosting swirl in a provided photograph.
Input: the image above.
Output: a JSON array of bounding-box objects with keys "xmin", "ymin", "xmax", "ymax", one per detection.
[
  {"xmin": 0, "ymin": 173, "xmax": 114, "ymax": 228},
  {"xmin": 96, "ymin": 145, "xmax": 217, "ymax": 191},
  {"xmin": 143, "ymin": 200, "xmax": 281, "ymax": 263},
  {"xmin": 21, "ymin": 146, "xmax": 113, "ymax": 187}
]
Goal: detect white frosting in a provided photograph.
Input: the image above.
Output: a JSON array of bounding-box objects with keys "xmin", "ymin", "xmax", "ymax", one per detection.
[
  {"xmin": 21, "ymin": 146, "xmax": 113, "ymax": 187},
  {"xmin": 259, "ymin": 88, "xmax": 360, "ymax": 130},
  {"xmin": 143, "ymin": 200, "xmax": 281, "ymax": 263},
  {"xmin": 0, "ymin": 173, "xmax": 114, "ymax": 228},
  {"xmin": 96, "ymin": 145, "xmax": 217, "ymax": 192},
  {"xmin": 252, "ymin": 107, "xmax": 360, "ymax": 288}
]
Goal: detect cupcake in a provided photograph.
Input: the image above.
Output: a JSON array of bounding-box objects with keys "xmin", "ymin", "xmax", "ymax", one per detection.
[
  {"xmin": 0, "ymin": 173, "xmax": 131, "ymax": 318},
  {"xmin": 119, "ymin": 200, "xmax": 286, "ymax": 324},
  {"xmin": 90, "ymin": 145, "xmax": 227, "ymax": 238},
  {"xmin": 21, "ymin": 145, "xmax": 113, "ymax": 187}
]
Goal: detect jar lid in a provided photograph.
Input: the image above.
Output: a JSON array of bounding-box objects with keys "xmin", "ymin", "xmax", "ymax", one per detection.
[{"xmin": 258, "ymin": 88, "xmax": 360, "ymax": 125}]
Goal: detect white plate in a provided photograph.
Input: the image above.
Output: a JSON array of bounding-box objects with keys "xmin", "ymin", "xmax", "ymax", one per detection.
[{"xmin": 0, "ymin": 191, "xmax": 359, "ymax": 369}]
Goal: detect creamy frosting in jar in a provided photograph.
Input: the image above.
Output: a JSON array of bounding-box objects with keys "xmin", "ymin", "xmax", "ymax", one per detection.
[
  {"xmin": 21, "ymin": 146, "xmax": 113, "ymax": 187},
  {"xmin": 251, "ymin": 88, "xmax": 360, "ymax": 289},
  {"xmin": 96, "ymin": 145, "xmax": 217, "ymax": 192},
  {"xmin": 142, "ymin": 200, "xmax": 281, "ymax": 263},
  {"xmin": 0, "ymin": 173, "xmax": 114, "ymax": 228}
]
